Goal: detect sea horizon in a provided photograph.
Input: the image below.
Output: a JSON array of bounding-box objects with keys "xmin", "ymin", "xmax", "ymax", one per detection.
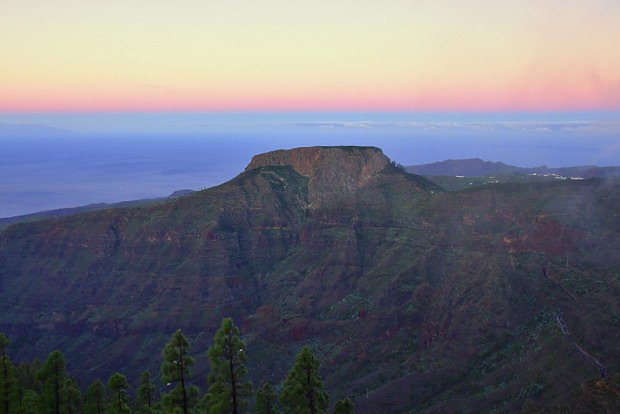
[{"xmin": 1, "ymin": 110, "xmax": 620, "ymax": 218}]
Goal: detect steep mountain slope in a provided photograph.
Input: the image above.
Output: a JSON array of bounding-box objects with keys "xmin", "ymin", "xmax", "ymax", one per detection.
[{"xmin": 1, "ymin": 146, "xmax": 619, "ymax": 413}]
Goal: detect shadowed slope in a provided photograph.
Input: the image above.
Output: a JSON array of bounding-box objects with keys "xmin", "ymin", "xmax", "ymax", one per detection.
[{"xmin": 0, "ymin": 147, "xmax": 619, "ymax": 413}]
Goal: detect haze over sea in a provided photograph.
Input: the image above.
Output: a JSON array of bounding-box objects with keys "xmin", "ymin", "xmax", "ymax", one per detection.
[{"xmin": 1, "ymin": 111, "xmax": 619, "ymax": 218}]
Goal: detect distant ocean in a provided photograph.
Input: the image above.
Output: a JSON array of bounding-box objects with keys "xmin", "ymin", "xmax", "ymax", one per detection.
[{"xmin": 1, "ymin": 112, "xmax": 619, "ymax": 218}]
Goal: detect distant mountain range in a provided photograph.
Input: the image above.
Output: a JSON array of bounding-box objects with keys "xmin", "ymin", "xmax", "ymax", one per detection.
[
  {"xmin": 0, "ymin": 190, "xmax": 195, "ymax": 231},
  {"xmin": 406, "ymin": 158, "xmax": 620, "ymax": 178}
]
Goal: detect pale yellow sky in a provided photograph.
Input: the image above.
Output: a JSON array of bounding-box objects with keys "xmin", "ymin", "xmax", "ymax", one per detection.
[{"xmin": 1, "ymin": 0, "xmax": 619, "ymax": 110}]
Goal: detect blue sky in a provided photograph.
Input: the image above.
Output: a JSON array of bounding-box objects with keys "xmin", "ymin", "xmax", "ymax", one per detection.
[
  {"xmin": 1, "ymin": 111, "xmax": 619, "ymax": 167},
  {"xmin": 2, "ymin": 111, "xmax": 620, "ymax": 134}
]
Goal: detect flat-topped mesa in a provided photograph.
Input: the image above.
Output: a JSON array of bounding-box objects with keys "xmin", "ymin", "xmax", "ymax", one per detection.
[{"xmin": 246, "ymin": 146, "xmax": 391, "ymax": 206}]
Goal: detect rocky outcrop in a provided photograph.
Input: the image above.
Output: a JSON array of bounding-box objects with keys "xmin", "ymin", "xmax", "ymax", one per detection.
[{"xmin": 246, "ymin": 146, "xmax": 391, "ymax": 206}]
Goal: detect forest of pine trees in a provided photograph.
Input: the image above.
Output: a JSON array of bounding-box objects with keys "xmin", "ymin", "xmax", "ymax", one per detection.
[{"xmin": 0, "ymin": 319, "xmax": 355, "ymax": 414}]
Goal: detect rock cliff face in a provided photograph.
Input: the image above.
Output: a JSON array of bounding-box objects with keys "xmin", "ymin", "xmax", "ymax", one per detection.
[{"xmin": 246, "ymin": 146, "xmax": 391, "ymax": 206}]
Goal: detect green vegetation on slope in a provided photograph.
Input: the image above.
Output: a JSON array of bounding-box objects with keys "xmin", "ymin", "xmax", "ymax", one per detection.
[
  {"xmin": 0, "ymin": 148, "xmax": 619, "ymax": 413},
  {"xmin": 0, "ymin": 320, "xmax": 353, "ymax": 414}
]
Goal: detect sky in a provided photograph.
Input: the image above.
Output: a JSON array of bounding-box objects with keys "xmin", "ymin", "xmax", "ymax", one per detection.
[{"xmin": 1, "ymin": 0, "xmax": 620, "ymax": 112}]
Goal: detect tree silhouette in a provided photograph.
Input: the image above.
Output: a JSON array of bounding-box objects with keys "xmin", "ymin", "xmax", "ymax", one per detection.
[
  {"xmin": 280, "ymin": 346, "xmax": 328, "ymax": 414},
  {"xmin": 108, "ymin": 372, "xmax": 130, "ymax": 414},
  {"xmin": 63, "ymin": 378, "xmax": 81, "ymax": 414},
  {"xmin": 161, "ymin": 329, "xmax": 194, "ymax": 414},
  {"xmin": 37, "ymin": 350, "xmax": 67, "ymax": 414},
  {"xmin": 83, "ymin": 379, "xmax": 105, "ymax": 414},
  {"xmin": 136, "ymin": 371, "xmax": 156, "ymax": 413},
  {"xmin": 256, "ymin": 382, "xmax": 280, "ymax": 414},
  {"xmin": 0, "ymin": 334, "xmax": 17, "ymax": 414},
  {"xmin": 206, "ymin": 318, "xmax": 252, "ymax": 414},
  {"xmin": 333, "ymin": 398, "xmax": 355, "ymax": 414}
]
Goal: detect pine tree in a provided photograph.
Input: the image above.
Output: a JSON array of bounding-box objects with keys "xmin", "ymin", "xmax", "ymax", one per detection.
[
  {"xmin": 15, "ymin": 389, "xmax": 38, "ymax": 414},
  {"xmin": 15, "ymin": 360, "xmax": 42, "ymax": 393},
  {"xmin": 161, "ymin": 329, "xmax": 194, "ymax": 414},
  {"xmin": 37, "ymin": 350, "xmax": 67, "ymax": 414},
  {"xmin": 280, "ymin": 346, "xmax": 328, "ymax": 414},
  {"xmin": 206, "ymin": 318, "xmax": 252, "ymax": 414},
  {"xmin": 63, "ymin": 378, "xmax": 81, "ymax": 414},
  {"xmin": 14, "ymin": 360, "xmax": 41, "ymax": 414},
  {"xmin": 136, "ymin": 371, "xmax": 156, "ymax": 413},
  {"xmin": 83, "ymin": 380, "xmax": 105, "ymax": 414},
  {"xmin": 0, "ymin": 333, "xmax": 17, "ymax": 414},
  {"xmin": 186, "ymin": 385, "xmax": 201, "ymax": 412},
  {"xmin": 107, "ymin": 373, "xmax": 130, "ymax": 414},
  {"xmin": 333, "ymin": 398, "xmax": 355, "ymax": 414},
  {"xmin": 256, "ymin": 383, "xmax": 280, "ymax": 414}
]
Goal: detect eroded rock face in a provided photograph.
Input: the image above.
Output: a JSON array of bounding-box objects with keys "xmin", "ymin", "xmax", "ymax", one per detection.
[{"xmin": 246, "ymin": 146, "xmax": 391, "ymax": 206}]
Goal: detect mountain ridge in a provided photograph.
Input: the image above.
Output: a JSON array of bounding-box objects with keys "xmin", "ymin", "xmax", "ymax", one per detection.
[
  {"xmin": 0, "ymin": 146, "xmax": 619, "ymax": 413},
  {"xmin": 406, "ymin": 158, "xmax": 620, "ymax": 178},
  {"xmin": 0, "ymin": 190, "xmax": 196, "ymax": 231}
]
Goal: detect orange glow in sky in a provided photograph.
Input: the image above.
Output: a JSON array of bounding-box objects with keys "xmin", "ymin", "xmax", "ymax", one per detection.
[{"xmin": 1, "ymin": 0, "xmax": 620, "ymax": 112}]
